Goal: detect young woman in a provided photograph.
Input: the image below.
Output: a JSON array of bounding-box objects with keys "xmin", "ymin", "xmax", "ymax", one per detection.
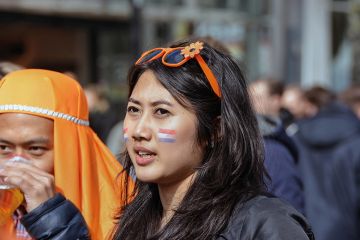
[{"xmin": 111, "ymin": 40, "xmax": 314, "ymax": 239}]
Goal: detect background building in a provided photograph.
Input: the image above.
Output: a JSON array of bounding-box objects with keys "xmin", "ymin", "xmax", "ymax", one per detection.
[{"xmin": 0, "ymin": 0, "xmax": 356, "ymax": 94}]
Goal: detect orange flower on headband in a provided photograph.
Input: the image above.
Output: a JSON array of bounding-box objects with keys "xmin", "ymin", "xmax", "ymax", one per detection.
[{"xmin": 181, "ymin": 41, "xmax": 204, "ymax": 58}]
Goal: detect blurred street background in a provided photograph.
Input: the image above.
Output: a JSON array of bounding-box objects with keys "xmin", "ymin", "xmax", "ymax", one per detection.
[{"xmin": 0, "ymin": 0, "xmax": 357, "ymax": 114}]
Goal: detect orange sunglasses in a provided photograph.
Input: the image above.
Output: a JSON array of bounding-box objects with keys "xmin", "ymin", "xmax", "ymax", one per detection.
[{"xmin": 135, "ymin": 41, "xmax": 221, "ymax": 98}]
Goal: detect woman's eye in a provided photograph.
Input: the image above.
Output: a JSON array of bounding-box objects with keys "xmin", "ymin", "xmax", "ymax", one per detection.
[
  {"xmin": 155, "ymin": 108, "xmax": 169, "ymax": 116},
  {"xmin": 127, "ymin": 106, "xmax": 139, "ymax": 113}
]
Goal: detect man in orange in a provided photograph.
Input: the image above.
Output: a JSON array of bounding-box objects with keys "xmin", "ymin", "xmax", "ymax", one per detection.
[{"xmin": 0, "ymin": 69, "xmax": 132, "ymax": 239}]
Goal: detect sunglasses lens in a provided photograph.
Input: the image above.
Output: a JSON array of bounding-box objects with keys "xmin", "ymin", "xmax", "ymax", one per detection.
[
  {"xmin": 163, "ymin": 49, "xmax": 184, "ymax": 64},
  {"xmin": 139, "ymin": 49, "xmax": 163, "ymax": 64}
]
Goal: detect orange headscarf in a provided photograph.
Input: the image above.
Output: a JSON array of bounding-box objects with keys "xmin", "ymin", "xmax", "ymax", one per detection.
[{"xmin": 0, "ymin": 69, "xmax": 132, "ymax": 239}]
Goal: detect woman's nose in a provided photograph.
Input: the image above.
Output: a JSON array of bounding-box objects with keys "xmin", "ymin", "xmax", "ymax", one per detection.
[{"xmin": 132, "ymin": 116, "xmax": 152, "ymax": 141}]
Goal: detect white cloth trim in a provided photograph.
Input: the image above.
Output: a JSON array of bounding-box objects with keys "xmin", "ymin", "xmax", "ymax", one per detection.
[{"xmin": 0, "ymin": 104, "xmax": 89, "ymax": 126}]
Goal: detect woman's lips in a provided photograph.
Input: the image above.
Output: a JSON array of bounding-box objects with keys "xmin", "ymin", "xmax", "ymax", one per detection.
[
  {"xmin": 134, "ymin": 146, "xmax": 156, "ymax": 166},
  {"xmin": 135, "ymin": 153, "xmax": 156, "ymax": 166}
]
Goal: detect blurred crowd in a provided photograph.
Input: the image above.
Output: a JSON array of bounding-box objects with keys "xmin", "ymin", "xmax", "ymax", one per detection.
[{"xmin": 249, "ymin": 77, "xmax": 360, "ymax": 240}]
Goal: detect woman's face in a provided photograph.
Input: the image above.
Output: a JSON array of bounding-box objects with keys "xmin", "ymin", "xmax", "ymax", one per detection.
[{"xmin": 124, "ymin": 70, "xmax": 204, "ymax": 186}]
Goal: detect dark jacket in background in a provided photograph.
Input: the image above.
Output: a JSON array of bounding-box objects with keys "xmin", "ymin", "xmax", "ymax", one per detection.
[
  {"xmin": 294, "ymin": 101, "xmax": 360, "ymax": 240},
  {"xmin": 327, "ymin": 136, "xmax": 360, "ymax": 240},
  {"xmin": 258, "ymin": 115, "xmax": 305, "ymax": 214}
]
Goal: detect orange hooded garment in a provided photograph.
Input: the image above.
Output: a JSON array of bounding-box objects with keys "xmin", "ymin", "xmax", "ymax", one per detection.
[{"xmin": 0, "ymin": 69, "xmax": 133, "ymax": 239}]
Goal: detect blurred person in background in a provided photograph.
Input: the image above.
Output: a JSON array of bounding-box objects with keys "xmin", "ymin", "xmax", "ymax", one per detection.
[
  {"xmin": 249, "ymin": 78, "xmax": 304, "ymax": 214},
  {"xmin": 280, "ymin": 85, "xmax": 313, "ymax": 136},
  {"xmin": 248, "ymin": 78, "xmax": 302, "ymax": 132},
  {"xmin": 84, "ymin": 84, "xmax": 122, "ymax": 142},
  {"xmin": 281, "ymin": 85, "xmax": 310, "ymax": 120},
  {"xmin": 249, "ymin": 78, "xmax": 284, "ymax": 118},
  {"xmin": 257, "ymin": 115, "xmax": 304, "ymax": 214},
  {"xmin": 339, "ymin": 83, "xmax": 360, "ymax": 119},
  {"xmin": 326, "ymin": 121, "xmax": 360, "ymax": 240},
  {"xmin": 301, "ymin": 86, "xmax": 335, "ymax": 117},
  {"xmin": 106, "ymin": 120, "xmax": 125, "ymax": 157},
  {"xmin": 0, "ymin": 69, "xmax": 133, "ymax": 239},
  {"xmin": 293, "ymin": 85, "xmax": 360, "ymax": 240},
  {"xmin": 322, "ymin": 83, "xmax": 360, "ymax": 240}
]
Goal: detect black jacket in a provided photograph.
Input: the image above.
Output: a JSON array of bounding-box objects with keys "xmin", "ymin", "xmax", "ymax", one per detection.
[
  {"xmin": 218, "ymin": 195, "xmax": 314, "ymax": 240},
  {"xmin": 21, "ymin": 193, "xmax": 90, "ymax": 240}
]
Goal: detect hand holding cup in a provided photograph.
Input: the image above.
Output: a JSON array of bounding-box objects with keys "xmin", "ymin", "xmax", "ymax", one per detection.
[
  {"xmin": 0, "ymin": 156, "xmax": 29, "ymax": 226},
  {"xmin": 0, "ymin": 156, "xmax": 55, "ymax": 216}
]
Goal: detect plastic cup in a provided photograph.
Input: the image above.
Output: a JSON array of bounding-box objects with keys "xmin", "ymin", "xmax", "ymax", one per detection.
[{"xmin": 0, "ymin": 156, "xmax": 29, "ymax": 226}]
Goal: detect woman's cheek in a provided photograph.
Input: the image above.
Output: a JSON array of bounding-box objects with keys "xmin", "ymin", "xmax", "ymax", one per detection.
[{"xmin": 157, "ymin": 128, "xmax": 177, "ymax": 143}]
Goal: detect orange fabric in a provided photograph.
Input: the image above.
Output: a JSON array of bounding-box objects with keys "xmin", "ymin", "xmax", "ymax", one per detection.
[
  {"xmin": 0, "ymin": 219, "xmax": 17, "ymax": 240},
  {"xmin": 0, "ymin": 69, "xmax": 133, "ymax": 239}
]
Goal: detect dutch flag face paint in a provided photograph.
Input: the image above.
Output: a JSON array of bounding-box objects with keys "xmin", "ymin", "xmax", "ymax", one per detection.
[
  {"xmin": 123, "ymin": 128, "xmax": 128, "ymax": 142},
  {"xmin": 158, "ymin": 128, "xmax": 176, "ymax": 143}
]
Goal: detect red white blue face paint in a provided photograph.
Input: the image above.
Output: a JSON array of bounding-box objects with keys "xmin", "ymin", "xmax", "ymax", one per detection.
[
  {"xmin": 123, "ymin": 127, "xmax": 129, "ymax": 142},
  {"xmin": 158, "ymin": 128, "xmax": 176, "ymax": 143}
]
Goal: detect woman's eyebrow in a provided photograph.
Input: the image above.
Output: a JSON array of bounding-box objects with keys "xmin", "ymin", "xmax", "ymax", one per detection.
[
  {"xmin": 128, "ymin": 97, "xmax": 174, "ymax": 107},
  {"xmin": 128, "ymin": 97, "xmax": 140, "ymax": 105},
  {"xmin": 150, "ymin": 100, "xmax": 173, "ymax": 107}
]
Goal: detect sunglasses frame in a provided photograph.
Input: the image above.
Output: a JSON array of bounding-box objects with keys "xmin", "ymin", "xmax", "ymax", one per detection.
[{"xmin": 135, "ymin": 46, "xmax": 221, "ymax": 97}]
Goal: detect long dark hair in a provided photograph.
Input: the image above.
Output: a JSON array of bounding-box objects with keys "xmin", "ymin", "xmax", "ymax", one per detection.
[{"xmin": 112, "ymin": 39, "xmax": 266, "ymax": 240}]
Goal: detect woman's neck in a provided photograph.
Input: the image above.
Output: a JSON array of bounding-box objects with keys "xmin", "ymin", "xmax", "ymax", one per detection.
[{"xmin": 158, "ymin": 172, "xmax": 196, "ymax": 228}]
